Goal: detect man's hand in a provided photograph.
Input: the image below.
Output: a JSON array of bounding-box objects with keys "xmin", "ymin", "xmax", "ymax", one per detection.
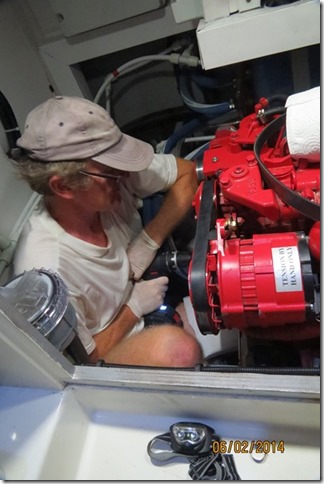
[
  {"xmin": 127, "ymin": 229, "xmax": 160, "ymax": 280},
  {"xmin": 127, "ymin": 276, "xmax": 169, "ymax": 318}
]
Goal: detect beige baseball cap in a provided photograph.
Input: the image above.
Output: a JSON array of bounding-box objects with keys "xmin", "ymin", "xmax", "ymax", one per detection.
[{"xmin": 17, "ymin": 96, "xmax": 154, "ymax": 171}]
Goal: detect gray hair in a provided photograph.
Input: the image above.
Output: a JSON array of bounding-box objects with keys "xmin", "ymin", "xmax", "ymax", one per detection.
[{"xmin": 11, "ymin": 154, "xmax": 92, "ymax": 196}]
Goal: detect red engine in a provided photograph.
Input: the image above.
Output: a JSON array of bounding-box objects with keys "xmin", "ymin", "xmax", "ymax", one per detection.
[{"xmin": 189, "ymin": 99, "xmax": 320, "ymax": 340}]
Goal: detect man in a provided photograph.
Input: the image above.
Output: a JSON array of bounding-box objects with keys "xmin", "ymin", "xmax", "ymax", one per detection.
[{"xmin": 13, "ymin": 95, "xmax": 202, "ymax": 367}]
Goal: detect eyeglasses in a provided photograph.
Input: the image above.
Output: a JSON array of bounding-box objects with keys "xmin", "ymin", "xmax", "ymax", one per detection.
[{"xmin": 79, "ymin": 170, "xmax": 123, "ymax": 183}]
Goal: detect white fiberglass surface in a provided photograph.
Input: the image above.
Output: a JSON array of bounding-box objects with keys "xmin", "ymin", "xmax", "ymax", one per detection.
[
  {"xmin": 0, "ymin": 381, "xmax": 320, "ymax": 480},
  {"xmin": 38, "ymin": 385, "xmax": 320, "ymax": 481},
  {"xmin": 71, "ymin": 416, "xmax": 320, "ymax": 481},
  {"xmin": 0, "ymin": 387, "xmax": 64, "ymax": 480}
]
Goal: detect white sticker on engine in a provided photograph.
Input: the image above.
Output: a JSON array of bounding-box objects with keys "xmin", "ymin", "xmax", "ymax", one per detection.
[{"xmin": 272, "ymin": 246, "xmax": 303, "ymax": 292}]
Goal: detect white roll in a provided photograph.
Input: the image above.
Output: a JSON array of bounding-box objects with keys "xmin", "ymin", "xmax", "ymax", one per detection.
[{"xmin": 285, "ymin": 86, "xmax": 320, "ymax": 162}]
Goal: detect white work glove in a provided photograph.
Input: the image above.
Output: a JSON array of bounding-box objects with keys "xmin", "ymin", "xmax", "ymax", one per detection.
[
  {"xmin": 127, "ymin": 276, "xmax": 169, "ymax": 319},
  {"xmin": 127, "ymin": 229, "xmax": 160, "ymax": 281}
]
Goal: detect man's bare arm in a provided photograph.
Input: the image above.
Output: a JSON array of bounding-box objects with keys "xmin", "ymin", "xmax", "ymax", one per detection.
[
  {"xmin": 144, "ymin": 157, "xmax": 198, "ymax": 246},
  {"xmin": 88, "ymin": 305, "xmax": 139, "ymax": 362}
]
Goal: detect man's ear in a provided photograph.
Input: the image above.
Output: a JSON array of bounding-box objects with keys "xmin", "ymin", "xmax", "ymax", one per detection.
[{"xmin": 48, "ymin": 175, "xmax": 75, "ymax": 199}]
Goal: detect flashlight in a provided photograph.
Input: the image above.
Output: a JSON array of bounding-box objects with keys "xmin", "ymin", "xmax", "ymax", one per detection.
[{"xmin": 170, "ymin": 422, "xmax": 215, "ymax": 455}]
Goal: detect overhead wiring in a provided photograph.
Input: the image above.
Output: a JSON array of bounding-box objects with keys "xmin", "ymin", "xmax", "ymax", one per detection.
[{"xmin": 94, "ymin": 49, "xmax": 201, "ymax": 111}]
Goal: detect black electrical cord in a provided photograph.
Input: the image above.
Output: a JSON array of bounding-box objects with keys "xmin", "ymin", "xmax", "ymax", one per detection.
[{"xmin": 0, "ymin": 91, "xmax": 21, "ymax": 152}]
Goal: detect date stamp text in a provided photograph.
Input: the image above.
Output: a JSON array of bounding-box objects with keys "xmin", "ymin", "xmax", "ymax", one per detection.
[{"xmin": 212, "ymin": 440, "xmax": 285, "ymax": 454}]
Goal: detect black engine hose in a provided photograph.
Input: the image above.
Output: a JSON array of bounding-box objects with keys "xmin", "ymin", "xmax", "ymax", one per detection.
[
  {"xmin": 263, "ymin": 106, "xmax": 286, "ymax": 117},
  {"xmin": 0, "ymin": 91, "xmax": 21, "ymax": 150},
  {"xmin": 266, "ymin": 94, "xmax": 288, "ymax": 105}
]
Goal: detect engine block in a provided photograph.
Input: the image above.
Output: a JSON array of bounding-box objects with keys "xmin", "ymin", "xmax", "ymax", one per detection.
[{"xmin": 189, "ymin": 100, "xmax": 320, "ymax": 340}]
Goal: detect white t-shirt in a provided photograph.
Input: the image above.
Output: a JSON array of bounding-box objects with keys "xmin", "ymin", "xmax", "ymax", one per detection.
[{"xmin": 13, "ymin": 154, "xmax": 177, "ymax": 354}]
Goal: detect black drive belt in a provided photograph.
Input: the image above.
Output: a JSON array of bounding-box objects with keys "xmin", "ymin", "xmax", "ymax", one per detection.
[
  {"xmin": 254, "ymin": 113, "xmax": 320, "ymax": 221},
  {"xmin": 190, "ymin": 179, "xmax": 214, "ymax": 313}
]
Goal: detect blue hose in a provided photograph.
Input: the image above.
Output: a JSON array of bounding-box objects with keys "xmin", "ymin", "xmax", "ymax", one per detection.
[{"xmin": 163, "ymin": 118, "xmax": 205, "ymax": 154}]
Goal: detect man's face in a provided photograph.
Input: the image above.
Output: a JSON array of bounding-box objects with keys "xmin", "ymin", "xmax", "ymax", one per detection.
[{"xmin": 76, "ymin": 160, "xmax": 128, "ymax": 212}]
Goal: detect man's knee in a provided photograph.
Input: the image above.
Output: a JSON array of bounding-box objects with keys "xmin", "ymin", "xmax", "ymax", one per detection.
[{"xmin": 145, "ymin": 325, "xmax": 202, "ymax": 367}]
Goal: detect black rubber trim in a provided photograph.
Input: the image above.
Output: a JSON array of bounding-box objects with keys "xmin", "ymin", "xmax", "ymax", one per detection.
[{"xmin": 190, "ymin": 179, "xmax": 215, "ymax": 312}]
